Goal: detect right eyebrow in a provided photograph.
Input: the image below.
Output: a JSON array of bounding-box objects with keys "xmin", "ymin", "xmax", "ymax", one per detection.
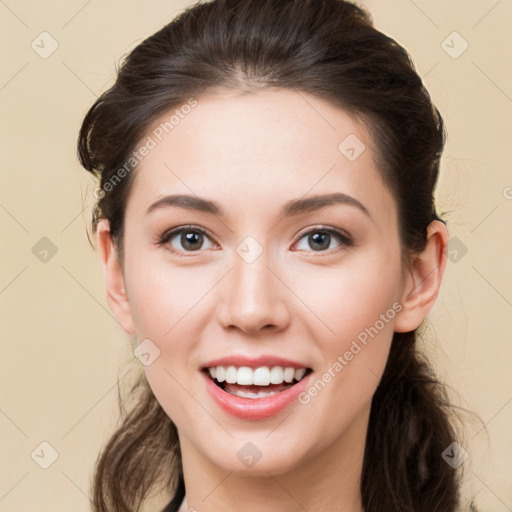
[{"xmin": 146, "ymin": 194, "xmax": 223, "ymax": 217}]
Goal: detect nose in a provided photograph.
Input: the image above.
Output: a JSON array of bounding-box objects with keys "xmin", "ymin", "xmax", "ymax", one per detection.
[{"xmin": 217, "ymin": 248, "xmax": 291, "ymax": 334}]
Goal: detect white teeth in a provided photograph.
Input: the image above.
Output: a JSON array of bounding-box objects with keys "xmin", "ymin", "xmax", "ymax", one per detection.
[
  {"xmin": 227, "ymin": 388, "xmax": 281, "ymax": 399},
  {"xmin": 283, "ymin": 367, "xmax": 295, "ymax": 383},
  {"xmin": 225, "ymin": 366, "xmax": 238, "ymax": 384},
  {"xmin": 269, "ymin": 366, "xmax": 284, "ymax": 384},
  {"xmin": 253, "ymin": 366, "xmax": 271, "ymax": 385},
  {"xmin": 236, "ymin": 366, "xmax": 253, "ymax": 385},
  {"xmin": 206, "ymin": 365, "xmax": 309, "ymax": 386},
  {"xmin": 215, "ymin": 366, "xmax": 225, "ymax": 382},
  {"xmin": 294, "ymin": 368, "xmax": 306, "ymax": 381}
]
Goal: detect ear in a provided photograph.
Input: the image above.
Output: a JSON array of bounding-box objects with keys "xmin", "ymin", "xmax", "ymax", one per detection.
[
  {"xmin": 96, "ymin": 219, "xmax": 135, "ymax": 335},
  {"xmin": 394, "ymin": 220, "xmax": 449, "ymax": 333}
]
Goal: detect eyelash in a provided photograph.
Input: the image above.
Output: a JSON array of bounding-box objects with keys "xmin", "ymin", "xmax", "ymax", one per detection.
[{"xmin": 157, "ymin": 224, "xmax": 354, "ymax": 257}]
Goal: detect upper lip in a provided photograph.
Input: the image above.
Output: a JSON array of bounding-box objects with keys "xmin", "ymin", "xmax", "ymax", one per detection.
[{"xmin": 200, "ymin": 355, "xmax": 311, "ymax": 370}]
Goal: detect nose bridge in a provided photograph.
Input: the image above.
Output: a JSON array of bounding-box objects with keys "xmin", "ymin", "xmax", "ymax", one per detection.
[{"xmin": 218, "ymin": 239, "xmax": 289, "ymax": 333}]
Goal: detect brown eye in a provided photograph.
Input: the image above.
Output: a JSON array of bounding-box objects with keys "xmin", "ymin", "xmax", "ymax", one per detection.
[
  {"xmin": 158, "ymin": 226, "xmax": 216, "ymax": 254},
  {"xmin": 294, "ymin": 227, "xmax": 353, "ymax": 252}
]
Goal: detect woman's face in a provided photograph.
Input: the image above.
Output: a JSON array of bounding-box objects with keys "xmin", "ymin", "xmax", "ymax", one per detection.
[{"xmin": 108, "ymin": 89, "xmax": 412, "ymax": 476}]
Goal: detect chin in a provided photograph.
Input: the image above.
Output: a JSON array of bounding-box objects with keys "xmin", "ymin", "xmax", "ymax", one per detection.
[{"xmin": 215, "ymin": 451, "xmax": 305, "ymax": 477}]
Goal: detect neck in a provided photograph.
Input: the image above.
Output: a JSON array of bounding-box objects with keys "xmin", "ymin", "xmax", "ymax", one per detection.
[{"xmin": 178, "ymin": 403, "xmax": 370, "ymax": 512}]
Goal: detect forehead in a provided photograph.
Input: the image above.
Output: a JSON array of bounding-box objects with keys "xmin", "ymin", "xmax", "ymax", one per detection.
[{"xmin": 126, "ymin": 89, "xmax": 397, "ymax": 224}]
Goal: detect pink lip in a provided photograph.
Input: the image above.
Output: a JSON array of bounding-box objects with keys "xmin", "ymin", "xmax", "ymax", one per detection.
[
  {"xmin": 200, "ymin": 355, "xmax": 310, "ymax": 370},
  {"xmin": 201, "ymin": 369, "xmax": 312, "ymax": 420}
]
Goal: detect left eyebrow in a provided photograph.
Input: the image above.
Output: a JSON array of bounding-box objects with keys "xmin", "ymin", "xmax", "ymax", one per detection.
[
  {"xmin": 281, "ymin": 192, "xmax": 372, "ymax": 220},
  {"xmin": 145, "ymin": 192, "xmax": 372, "ymax": 220}
]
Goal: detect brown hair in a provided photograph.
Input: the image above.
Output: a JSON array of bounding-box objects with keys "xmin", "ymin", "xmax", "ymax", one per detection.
[{"xmin": 78, "ymin": 0, "xmax": 474, "ymax": 510}]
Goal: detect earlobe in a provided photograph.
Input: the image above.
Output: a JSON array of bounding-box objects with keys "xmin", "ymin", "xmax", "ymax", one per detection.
[
  {"xmin": 394, "ymin": 220, "xmax": 449, "ymax": 333},
  {"xmin": 96, "ymin": 219, "xmax": 136, "ymax": 335}
]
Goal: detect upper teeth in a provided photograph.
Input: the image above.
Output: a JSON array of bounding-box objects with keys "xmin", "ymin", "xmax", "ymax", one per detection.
[{"xmin": 208, "ymin": 366, "xmax": 307, "ymax": 386}]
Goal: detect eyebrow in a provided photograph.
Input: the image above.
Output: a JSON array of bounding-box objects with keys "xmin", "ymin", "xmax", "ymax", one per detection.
[{"xmin": 146, "ymin": 192, "xmax": 371, "ymax": 220}]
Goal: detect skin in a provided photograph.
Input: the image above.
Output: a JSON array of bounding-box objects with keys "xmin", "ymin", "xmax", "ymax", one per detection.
[{"xmin": 96, "ymin": 89, "xmax": 448, "ymax": 512}]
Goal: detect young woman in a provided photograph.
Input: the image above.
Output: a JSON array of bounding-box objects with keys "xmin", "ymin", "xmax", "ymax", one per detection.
[{"xmin": 78, "ymin": 0, "xmax": 475, "ymax": 510}]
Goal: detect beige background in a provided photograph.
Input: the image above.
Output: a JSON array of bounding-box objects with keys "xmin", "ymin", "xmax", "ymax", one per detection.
[{"xmin": 1, "ymin": 1, "xmax": 511, "ymax": 510}]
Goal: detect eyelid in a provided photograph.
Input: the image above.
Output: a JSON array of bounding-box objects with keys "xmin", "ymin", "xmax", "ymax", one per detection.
[
  {"xmin": 157, "ymin": 224, "xmax": 219, "ymax": 256},
  {"xmin": 158, "ymin": 224, "xmax": 215, "ymax": 242},
  {"xmin": 291, "ymin": 225, "xmax": 354, "ymax": 252}
]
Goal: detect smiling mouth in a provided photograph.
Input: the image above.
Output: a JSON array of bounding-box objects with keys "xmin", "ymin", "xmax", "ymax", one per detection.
[{"xmin": 202, "ymin": 366, "xmax": 313, "ymax": 399}]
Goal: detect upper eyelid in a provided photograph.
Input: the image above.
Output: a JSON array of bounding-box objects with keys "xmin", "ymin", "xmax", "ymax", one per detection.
[
  {"xmin": 160, "ymin": 224, "xmax": 216, "ymax": 242},
  {"xmin": 294, "ymin": 225, "xmax": 352, "ymax": 241}
]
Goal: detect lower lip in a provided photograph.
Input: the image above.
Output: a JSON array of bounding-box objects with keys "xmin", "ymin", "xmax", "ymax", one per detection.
[{"xmin": 201, "ymin": 371, "xmax": 312, "ymax": 420}]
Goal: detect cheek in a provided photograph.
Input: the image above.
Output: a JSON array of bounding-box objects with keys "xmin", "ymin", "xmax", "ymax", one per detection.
[
  {"xmin": 280, "ymin": 296, "xmax": 397, "ymax": 469},
  {"xmin": 291, "ymin": 249, "xmax": 402, "ymax": 347},
  {"xmin": 142, "ymin": 362, "xmax": 190, "ymax": 429},
  {"xmin": 126, "ymin": 255, "xmax": 217, "ymax": 340},
  {"xmin": 124, "ymin": 258, "xmax": 222, "ymax": 419},
  {"xmin": 291, "ymin": 249, "xmax": 401, "ymax": 409}
]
